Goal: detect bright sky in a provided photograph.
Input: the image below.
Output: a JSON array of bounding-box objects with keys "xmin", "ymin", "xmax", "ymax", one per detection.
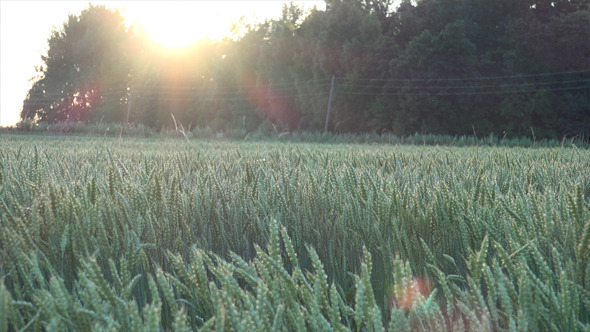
[{"xmin": 0, "ymin": 1, "xmax": 325, "ymax": 127}]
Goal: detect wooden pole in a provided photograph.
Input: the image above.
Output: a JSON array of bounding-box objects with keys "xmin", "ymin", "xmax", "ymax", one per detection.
[
  {"xmin": 324, "ymin": 75, "xmax": 335, "ymax": 134},
  {"xmin": 126, "ymin": 85, "xmax": 132, "ymax": 126}
]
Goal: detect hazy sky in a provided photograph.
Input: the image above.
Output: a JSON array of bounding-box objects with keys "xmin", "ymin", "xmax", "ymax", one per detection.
[{"xmin": 0, "ymin": 1, "xmax": 325, "ymax": 127}]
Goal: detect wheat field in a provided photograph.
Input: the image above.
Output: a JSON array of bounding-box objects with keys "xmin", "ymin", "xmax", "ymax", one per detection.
[{"xmin": 0, "ymin": 135, "xmax": 589, "ymax": 331}]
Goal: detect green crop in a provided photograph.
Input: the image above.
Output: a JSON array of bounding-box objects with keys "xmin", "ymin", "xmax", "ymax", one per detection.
[{"xmin": 0, "ymin": 135, "xmax": 589, "ymax": 331}]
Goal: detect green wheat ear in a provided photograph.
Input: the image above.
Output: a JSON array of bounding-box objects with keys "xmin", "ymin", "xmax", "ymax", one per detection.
[
  {"xmin": 0, "ymin": 279, "xmax": 13, "ymax": 332},
  {"xmin": 578, "ymin": 219, "xmax": 590, "ymax": 260}
]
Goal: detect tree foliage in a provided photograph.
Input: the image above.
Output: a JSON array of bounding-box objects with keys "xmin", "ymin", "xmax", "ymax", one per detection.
[
  {"xmin": 22, "ymin": 0, "xmax": 590, "ymax": 138},
  {"xmin": 22, "ymin": 5, "xmax": 139, "ymax": 123}
]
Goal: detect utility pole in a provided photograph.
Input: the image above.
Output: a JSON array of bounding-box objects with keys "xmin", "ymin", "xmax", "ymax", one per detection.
[
  {"xmin": 324, "ymin": 75, "xmax": 335, "ymax": 134},
  {"xmin": 126, "ymin": 85, "xmax": 133, "ymax": 126}
]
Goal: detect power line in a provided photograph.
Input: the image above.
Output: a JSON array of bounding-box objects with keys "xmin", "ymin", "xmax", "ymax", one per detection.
[
  {"xmin": 342, "ymin": 79, "xmax": 590, "ymax": 90},
  {"xmin": 346, "ymin": 85, "xmax": 590, "ymax": 97},
  {"xmin": 20, "ymin": 71, "xmax": 589, "ymax": 107},
  {"xmin": 134, "ymin": 83, "xmax": 329, "ymax": 94},
  {"xmin": 340, "ymin": 69, "xmax": 590, "ymax": 83},
  {"xmin": 21, "ymin": 79, "xmax": 330, "ymax": 100},
  {"xmin": 135, "ymin": 92, "xmax": 327, "ymax": 102}
]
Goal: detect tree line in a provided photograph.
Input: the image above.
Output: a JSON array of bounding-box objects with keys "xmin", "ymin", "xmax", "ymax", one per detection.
[{"xmin": 21, "ymin": 0, "xmax": 590, "ymax": 139}]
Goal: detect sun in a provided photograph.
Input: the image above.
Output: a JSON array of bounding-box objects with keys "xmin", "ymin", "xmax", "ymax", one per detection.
[
  {"xmin": 118, "ymin": 2, "xmax": 237, "ymax": 48},
  {"xmin": 108, "ymin": 1, "xmax": 322, "ymax": 49}
]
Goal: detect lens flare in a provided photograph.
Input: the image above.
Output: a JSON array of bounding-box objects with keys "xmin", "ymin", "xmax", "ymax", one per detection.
[{"xmin": 390, "ymin": 277, "xmax": 433, "ymax": 310}]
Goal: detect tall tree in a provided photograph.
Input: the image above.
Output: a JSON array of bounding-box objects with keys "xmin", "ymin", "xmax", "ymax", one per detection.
[{"xmin": 22, "ymin": 5, "xmax": 139, "ymax": 123}]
